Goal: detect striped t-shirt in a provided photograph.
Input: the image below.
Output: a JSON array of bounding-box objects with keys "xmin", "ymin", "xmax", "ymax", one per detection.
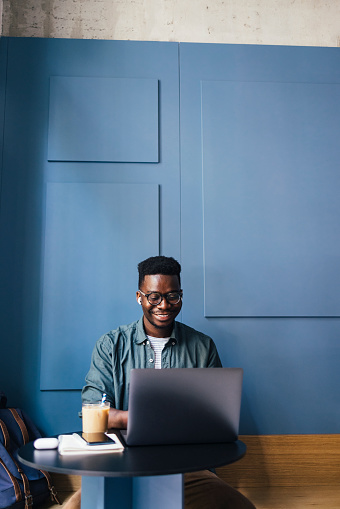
[{"xmin": 147, "ymin": 336, "xmax": 170, "ymax": 369}]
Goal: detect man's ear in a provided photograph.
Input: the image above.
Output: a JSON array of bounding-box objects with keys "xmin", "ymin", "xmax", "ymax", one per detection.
[{"xmin": 136, "ymin": 292, "xmax": 142, "ymax": 305}]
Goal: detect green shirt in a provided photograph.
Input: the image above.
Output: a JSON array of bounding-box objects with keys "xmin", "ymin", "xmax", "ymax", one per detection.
[{"xmin": 82, "ymin": 317, "xmax": 222, "ymax": 410}]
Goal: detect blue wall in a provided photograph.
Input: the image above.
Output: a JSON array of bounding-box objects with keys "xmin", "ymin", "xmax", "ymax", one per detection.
[{"xmin": 0, "ymin": 38, "xmax": 339, "ymax": 436}]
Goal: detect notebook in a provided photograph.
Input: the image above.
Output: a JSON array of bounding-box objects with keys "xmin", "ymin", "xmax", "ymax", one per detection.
[{"xmin": 120, "ymin": 367, "xmax": 243, "ymax": 446}]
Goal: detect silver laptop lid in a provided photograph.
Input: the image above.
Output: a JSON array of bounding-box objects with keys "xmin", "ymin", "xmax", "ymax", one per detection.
[{"xmin": 124, "ymin": 368, "xmax": 243, "ymax": 446}]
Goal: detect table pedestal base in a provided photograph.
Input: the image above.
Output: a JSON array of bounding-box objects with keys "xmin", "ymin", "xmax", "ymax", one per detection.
[{"xmin": 81, "ymin": 474, "xmax": 184, "ymax": 509}]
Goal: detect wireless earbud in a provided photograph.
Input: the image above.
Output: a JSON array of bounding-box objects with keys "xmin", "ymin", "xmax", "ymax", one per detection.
[{"xmin": 138, "ymin": 297, "xmax": 142, "ymax": 305}]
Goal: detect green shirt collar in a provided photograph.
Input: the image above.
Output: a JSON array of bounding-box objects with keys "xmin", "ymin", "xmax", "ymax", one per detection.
[{"xmin": 135, "ymin": 316, "xmax": 178, "ymax": 344}]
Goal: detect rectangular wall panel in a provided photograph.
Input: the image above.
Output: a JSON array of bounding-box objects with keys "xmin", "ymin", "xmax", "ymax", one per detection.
[
  {"xmin": 40, "ymin": 182, "xmax": 159, "ymax": 390},
  {"xmin": 180, "ymin": 43, "xmax": 340, "ymax": 435},
  {"xmin": 201, "ymin": 80, "xmax": 340, "ymax": 317},
  {"xmin": 1, "ymin": 37, "xmax": 180, "ymax": 435},
  {"xmin": 48, "ymin": 77, "xmax": 159, "ymax": 162}
]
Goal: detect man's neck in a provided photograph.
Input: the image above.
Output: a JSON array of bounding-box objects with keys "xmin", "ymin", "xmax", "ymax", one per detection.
[{"xmin": 142, "ymin": 316, "xmax": 174, "ymax": 338}]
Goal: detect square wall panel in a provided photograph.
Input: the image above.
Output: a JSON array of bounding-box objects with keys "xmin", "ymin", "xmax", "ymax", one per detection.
[
  {"xmin": 48, "ymin": 76, "xmax": 159, "ymax": 162},
  {"xmin": 202, "ymin": 80, "xmax": 340, "ymax": 317},
  {"xmin": 40, "ymin": 182, "xmax": 159, "ymax": 390}
]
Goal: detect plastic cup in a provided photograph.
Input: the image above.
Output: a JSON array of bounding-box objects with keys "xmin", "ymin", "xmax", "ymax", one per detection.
[{"xmin": 82, "ymin": 402, "xmax": 110, "ymax": 433}]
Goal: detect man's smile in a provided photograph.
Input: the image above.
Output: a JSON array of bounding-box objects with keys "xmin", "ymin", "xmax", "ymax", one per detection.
[{"xmin": 151, "ymin": 312, "xmax": 173, "ymax": 320}]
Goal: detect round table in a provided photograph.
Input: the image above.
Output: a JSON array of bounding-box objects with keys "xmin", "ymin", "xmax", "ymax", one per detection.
[{"xmin": 18, "ymin": 432, "xmax": 246, "ymax": 509}]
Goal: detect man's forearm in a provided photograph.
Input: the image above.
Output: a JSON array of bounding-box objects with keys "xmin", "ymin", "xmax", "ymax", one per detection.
[{"xmin": 108, "ymin": 408, "xmax": 128, "ymax": 429}]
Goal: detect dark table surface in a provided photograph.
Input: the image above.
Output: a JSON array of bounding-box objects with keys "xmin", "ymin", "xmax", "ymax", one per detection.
[{"xmin": 18, "ymin": 431, "xmax": 246, "ymax": 478}]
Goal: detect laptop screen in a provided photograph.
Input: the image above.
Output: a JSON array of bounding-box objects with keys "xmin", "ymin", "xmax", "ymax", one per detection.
[{"xmin": 123, "ymin": 368, "xmax": 243, "ymax": 446}]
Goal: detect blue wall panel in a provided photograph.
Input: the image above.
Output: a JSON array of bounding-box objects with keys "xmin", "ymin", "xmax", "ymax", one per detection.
[
  {"xmin": 180, "ymin": 43, "xmax": 340, "ymax": 434},
  {"xmin": 40, "ymin": 182, "xmax": 159, "ymax": 390},
  {"xmin": 201, "ymin": 80, "xmax": 340, "ymax": 317},
  {"xmin": 48, "ymin": 77, "xmax": 159, "ymax": 162},
  {"xmin": 0, "ymin": 38, "xmax": 180, "ymax": 435}
]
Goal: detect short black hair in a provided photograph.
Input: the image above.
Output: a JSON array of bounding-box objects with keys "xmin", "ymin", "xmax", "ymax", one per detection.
[{"xmin": 138, "ymin": 256, "xmax": 181, "ymax": 288}]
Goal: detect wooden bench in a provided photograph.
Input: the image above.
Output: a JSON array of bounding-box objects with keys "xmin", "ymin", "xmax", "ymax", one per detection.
[
  {"xmin": 217, "ymin": 434, "xmax": 340, "ymax": 508},
  {"xmin": 43, "ymin": 435, "xmax": 340, "ymax": 508}
]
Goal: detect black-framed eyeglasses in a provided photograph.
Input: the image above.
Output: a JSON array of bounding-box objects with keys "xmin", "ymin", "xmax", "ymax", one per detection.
[{"xmin": 138, "ymin": 290, "xmax": 183, "ymax": 306}]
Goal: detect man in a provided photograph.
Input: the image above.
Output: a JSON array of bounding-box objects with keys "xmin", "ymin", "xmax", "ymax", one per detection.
[{"xmin": 65, "ymin": 256, "xmax": 255, "ymax": 509}]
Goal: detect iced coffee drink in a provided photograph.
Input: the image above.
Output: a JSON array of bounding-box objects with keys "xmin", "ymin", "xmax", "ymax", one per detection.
[{"xmin": 82, "ymin": 402, "xmax": 110, "ymax": 433}]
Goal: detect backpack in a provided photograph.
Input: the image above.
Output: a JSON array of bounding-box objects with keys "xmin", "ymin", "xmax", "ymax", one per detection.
[{"xmin": 0, "ymin": 391, "xmax": 60, "ymax": 508}]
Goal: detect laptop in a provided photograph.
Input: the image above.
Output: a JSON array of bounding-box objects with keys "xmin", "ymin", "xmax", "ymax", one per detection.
[{"xmin": 120, "ymin": 367, "xmax": 243, "ymax": 446}]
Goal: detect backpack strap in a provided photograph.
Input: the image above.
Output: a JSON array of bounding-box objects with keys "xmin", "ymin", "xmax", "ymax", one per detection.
[
  {"xmin": 39, "ymin": 469, "xmax": 61, "ymax": 504},
  {"xmin": 0, "ymin": 456, "xmax": 23, "ymax": 504},
  {"xmin": 14, "ymin": 460, "xmax": 33, "ymax": 508},
  {"xmin": 0, "ymin": 414, "xmax": 33, "ymax": 507},
  {"xmin": 0, "ymin": 418, "xmax": 10, "ymax": 449},
  {"xmin": 9, "ymin": 408, "xmax": 61, "ymax": 505},
  {"xmin": 9, "ymin": 408, "xmax": 30, "ymax": 444}
]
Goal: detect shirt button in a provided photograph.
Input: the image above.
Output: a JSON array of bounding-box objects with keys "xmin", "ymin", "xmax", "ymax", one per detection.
[
  {"xmin": 149, "ymin": 358, "xmax": 154, "ymax": 363},
  {"xmin": 172, "ymin": 342, "xmax": 176, "ymax": 346}
]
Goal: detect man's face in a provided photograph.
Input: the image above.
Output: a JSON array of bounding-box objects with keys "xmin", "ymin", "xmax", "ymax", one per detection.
[{"xmin": 137, "ymin": 274, "xmax": 182, "ymax": 337}]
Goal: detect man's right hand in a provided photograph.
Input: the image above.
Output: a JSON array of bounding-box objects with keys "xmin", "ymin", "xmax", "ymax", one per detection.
[{"xmin": 108, "ymin": 408, "xmax": 128, "ymax": 429}]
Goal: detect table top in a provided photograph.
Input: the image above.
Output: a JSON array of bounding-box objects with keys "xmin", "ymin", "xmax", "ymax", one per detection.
[{"xmin": 18, "ymin": 431, "xmax": 246, "ymax": 478}]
